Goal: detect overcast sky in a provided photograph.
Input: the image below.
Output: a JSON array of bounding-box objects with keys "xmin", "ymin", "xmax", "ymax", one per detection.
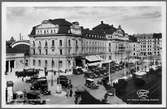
[{"xmin": 6, "ymin": 6, "xmax": 162, "ymax": 40}]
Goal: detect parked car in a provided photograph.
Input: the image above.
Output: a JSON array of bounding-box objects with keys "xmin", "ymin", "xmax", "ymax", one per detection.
[
  {"xmin": 30, "ymin": 77, "xmax": 48, "ymax": 91},
  {"xmin": 106, "ymin": 88, "xmax": 115, "ymax": 96},
  {"xmin": 85, "ymin": 78, "xmax": 99, "ymax": 89},
  {"xmin": 26, "ymin": 92, "xmax": 46, "ymax": 104},
  {"xmin": 57, "ymin": 75, "xmax": 69, "ymax": 88},
  {"xmin": 41, "ymin": 90, "xmax": 51, "ymax": 95},
  {"xmin": 73, "ymin": 67, "xmax": 83, "ymax": 75},
  {"xmin": 85, "ymin": 72, "xmax": 95, "ymax": 79}
]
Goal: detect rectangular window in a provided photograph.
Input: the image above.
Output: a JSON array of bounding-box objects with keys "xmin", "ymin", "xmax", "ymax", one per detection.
[
  {"xmin": 33, "ymin": 60, "xmax": 36, "ymax": 66},
  {"xmin": 58, "ymin": 61, "xmax": 63, "ymax": 68},
  {"xmin": 52, "ymin": 40, "xmax": 55, "ymax": 46},
  {"xmin": 60, "ymin": 49, "xmax": 63, "ymax": 55},
  {"xmin": 59, "ymin": 40, "xmax": 62, "ymax": 46},
  {"xmin": 33, "ymin": 49, "xmax": 35, "ymax": 55},
  {"xmin": 45, "ymin": 49, "xmax": 48, "ymax": 55},
  {"xmin": 45, "ymin": 60, "xmax": 47, "ymax": 67},
  {"xmin": 39, "ymin": 49, "xmax": 41, "ymax": 55},
  {"xmin": 38, "ymin": 60, "xmax": 41, "ymax": 66},
  {"xmin": 68, "ymin": 49, "xmax": 70, "ymax": 54},
  {"xmin": 76, "ymin": 40, "xmax": 78, "ymax": 48},
  {"xmin": 68, "ymin": 60, "xmax": 71, "ymax": 67},
  {"xmin": 69, "ymin": 40, "xmax": 71, "ymax": 47},
  {"xmin": 25, "ymin": 60, "xmax": 28, "ymax": 66},
  {"xmin": 52, "ymin": 60, "xmax": 55, "ymax": 67}
]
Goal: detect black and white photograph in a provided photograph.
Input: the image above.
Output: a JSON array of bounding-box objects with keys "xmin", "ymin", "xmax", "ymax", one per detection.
[{"xmin": 1, "ymin": 1, "xmax": 166, "ymax": 108}]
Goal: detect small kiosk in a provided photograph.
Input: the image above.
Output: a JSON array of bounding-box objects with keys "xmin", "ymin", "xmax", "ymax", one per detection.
[{"xmin": 6, "ymin": 81, "xmax": 14, "ymax": 104}]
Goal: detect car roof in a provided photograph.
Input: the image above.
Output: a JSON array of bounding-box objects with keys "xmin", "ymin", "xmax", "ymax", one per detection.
[{"xmin": 86, "ymin": 78, "xmax": 94, "ymax": 81}]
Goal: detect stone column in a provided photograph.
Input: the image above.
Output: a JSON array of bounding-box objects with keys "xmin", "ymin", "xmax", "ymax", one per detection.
[
  {"xmin": 5, "ymin": 61, "xmax": 8, "ymax": 74},
  {"xmin": 8, "ymin": 61, "xmax": 11, "ymax": 73},
  {"xmin": 13, "ymin": 60, "xmax": 16, "ymax": 71}
]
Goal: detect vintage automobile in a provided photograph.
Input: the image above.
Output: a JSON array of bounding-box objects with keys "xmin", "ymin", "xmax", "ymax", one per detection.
[
  {"xmin": 57, "ymin": 75, "xmax": 69, "ymax": 88},
  {"xmin": 73, "ymin": 66, "xmax": 84, "ymax": 75},
  {"xmin": 30, "ymin": 77, "xmax": 48, "ymax": 91},
  {"xmin": 85, "ymin": 78, "xmax": 99, "ymax": 89},
  {"xmin": 106, "ymin": 88, "xmax": 115, "ymax": 96},
  {"xmin": 26, "ymin": 91, "xmax": 46, "ymax": 104}
]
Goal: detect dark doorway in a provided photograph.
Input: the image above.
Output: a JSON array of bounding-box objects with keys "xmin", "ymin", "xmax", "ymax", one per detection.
[
  {"xmin": 75, "ymin": 56, "xmax": 83, "ymax": 67},
  {"xmin": 6, "ymin": 61, "xmax": 9, "ymax": 74},
  {"xmin": 10, "ymin": 60, "xmax": 14, "ymax": 72}
]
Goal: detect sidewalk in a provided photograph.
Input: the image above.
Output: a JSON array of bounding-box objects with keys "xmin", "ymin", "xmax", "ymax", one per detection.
[{"xmin": 41, "ymin": 94, "xmax": 74, "ymax": 104}]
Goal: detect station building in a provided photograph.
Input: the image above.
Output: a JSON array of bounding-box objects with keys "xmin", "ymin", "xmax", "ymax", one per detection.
[{"xmin": 6, "ymin": 37, "xmax": 30, "ymax": 74}]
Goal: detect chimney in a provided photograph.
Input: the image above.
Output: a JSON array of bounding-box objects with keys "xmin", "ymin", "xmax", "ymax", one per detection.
[
  {"xmin": 81, "ymin": 26, "xmax": 83, "ymax": 30},
  {"xmin": 118, "ymin": 25, "xmax": 121, "ymax": 29},
  {"xmin": 101, "ymin": 21, "xmax": 103, "ymax": 24}
]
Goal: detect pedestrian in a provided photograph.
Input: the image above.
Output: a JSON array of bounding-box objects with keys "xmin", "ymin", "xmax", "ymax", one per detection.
[
  {"xmin": 23, "ymin": 89, "xmax": 27, "ymax": 104},
  {"xmin": 74, "ymin": 91, "xmax": 78, "ymax": 104},
  {"xmin": 66, "ymin": 91, "xmax": 68, "ymax": 97},
  {"xmin": 66, "ymin": 88, "xmax": 70, "ymax": 98},
  {"xmin": 69, "ymin": 89, "xmax": 73, "ymax": 97}
]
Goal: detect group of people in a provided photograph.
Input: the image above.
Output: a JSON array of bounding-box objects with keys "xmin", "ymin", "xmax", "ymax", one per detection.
[{"xmin": 65, "ymin": 79, "xmax": 83, "ymax": 104}]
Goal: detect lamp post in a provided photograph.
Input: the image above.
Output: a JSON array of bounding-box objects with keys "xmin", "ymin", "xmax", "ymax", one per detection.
[{"xmin": 108, "ymin": 61, "xmax": 111, "ymax": 85}]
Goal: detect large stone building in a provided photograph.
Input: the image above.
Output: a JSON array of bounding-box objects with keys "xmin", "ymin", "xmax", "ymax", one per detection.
[
  {"xmin": 92, "ymin": 21, "xmax": 130, "ymax": 62},
  {"xmin": 7, "ymin": 19, "xmax": 162, "ymax": 75},
  {"xmin": 135, "ymin": 33, "xmax": 162, "ymax": 58},
  {"xmin": 28, "ymin": 19, "xmax": 132, "ymax": 74},
  {"xmin": 135, "ymin": 33, "xmax": 162, "ymax": 65}
]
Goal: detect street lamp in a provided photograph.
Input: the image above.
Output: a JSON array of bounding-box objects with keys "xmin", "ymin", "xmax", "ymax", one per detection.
[{"xmin": 108, "ymin": 61, "xmax": 111, "ymax": 85}]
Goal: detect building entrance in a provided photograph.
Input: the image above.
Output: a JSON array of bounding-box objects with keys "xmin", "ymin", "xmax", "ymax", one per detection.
[{"xmin": 75, "ymin": 56, "xmax": 83, "ymax": 67}]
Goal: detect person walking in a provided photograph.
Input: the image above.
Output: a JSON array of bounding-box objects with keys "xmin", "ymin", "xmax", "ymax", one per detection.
[
  {"xmin": 69, "ymin": 88, "xmax": 73, "ymax": 97},
  {"xmin": 23, "ymin": 89, "xmax": 27, "ymax": 104}
]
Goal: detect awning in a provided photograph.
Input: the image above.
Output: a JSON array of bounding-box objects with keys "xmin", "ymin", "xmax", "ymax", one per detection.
[
  {"xmin": 86, "ymin": 78, "xmax": 94, "ymax": 81},
  {"xmin": 15, "ymin": 91, "xmax": 24, "ymax": 95},
  {"xmin": 88, "ymin": 62, "xmax": 101, "ymax": 66},
  {"xmin": 135, "ymin": 71, "xmax": 146, "ymax": 76},
  {"xmin": 85, "ymin": 55, "xmax": 103, "ymax": 62},
  {"xmin": 101, "ymin": 60, "xmax": 113, "ymax": 64},
  {"xmin": 95, "ymin": 55, "xmax": 104, "ymax": 61}
]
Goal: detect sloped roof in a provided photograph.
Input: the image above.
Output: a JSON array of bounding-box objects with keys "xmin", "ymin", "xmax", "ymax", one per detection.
[
  {"xmin": 30, "ymin": 19, "xmax": 72, "ymax": 36},
  {"xmin": 104, "ymin": 28, "xmax": 117, "ymax": 34},
  {"xmin": 82, "ymin": 28, "xmax": 105, "ymax": 36},
  {"xmin": 153, "ymin": 33, "xmax": 162, "ymax": 39},
  {"xmin": 48, "ymin": 18, "xmax": 72, "ymax": 26},
  {"xmin": 6, "ymin": 43, "xmax": 30, "ymax": 54},
  {"xmin": 92, "ymin": 22, "xmax": 117, "ymax": 35},
  {"xmin": 93, "ymin": 23, "xmax": 111, "ymax": 30},
  {"xmin": 30, "ymin": 26, "xmax": 36, "ymax": 35},
  {"xmin": 58, "ymin": 25, "xmax": 70, "ymax": 34}
]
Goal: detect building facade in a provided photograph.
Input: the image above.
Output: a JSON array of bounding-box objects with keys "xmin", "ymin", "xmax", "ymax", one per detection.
[
  {"xmin": 28, "ymin": 19, "xmax": 132, "ymax": 74},
  {"xmin": 135, "ymin": 33, "xmax": 162, "ymax": 65},
  {"xmin": 129, "ymin": 42, "xmax": 141, "ymax": 58},
  {"xmin": 6, "ymin": 38, "xmax": 30, "ymax": 74},
  {"xmin": 135, "ymin": 33, "xmax": 162, "ymax": 58}
]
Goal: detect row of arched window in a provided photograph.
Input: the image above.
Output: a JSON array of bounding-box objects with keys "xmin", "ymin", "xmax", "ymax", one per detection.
[
  {"xmin": 83, "ymin": 40, "xmax": 106, "ymax": 48},
  {"xmin": 32, "ymin": 59, "xmax": 64, "ymax": 69},
  {"xmin": 32, "ymin": 40, "xmax": 55, "ymax": 47}
]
